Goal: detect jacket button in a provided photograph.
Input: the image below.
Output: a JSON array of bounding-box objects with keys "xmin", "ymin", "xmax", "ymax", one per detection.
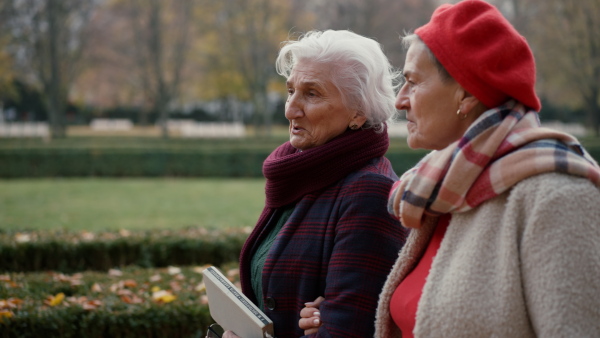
[{"xmin": 265, "ymin": 297, "xmax": 276, "ymax": 310}]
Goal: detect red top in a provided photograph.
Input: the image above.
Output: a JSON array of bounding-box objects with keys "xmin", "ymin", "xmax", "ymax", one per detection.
[{"xmin": 390, "ymin": 214, "xmax": 451, "ymax": 338}]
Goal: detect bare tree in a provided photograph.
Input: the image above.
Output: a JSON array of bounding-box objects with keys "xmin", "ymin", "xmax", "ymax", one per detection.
[
  {"xmin": 528, "ymin": 0, "xmax": 600, "ymax": 135},
  {"xmin": 2, "ymin": 0, "xmax": 97, "ymax": 138},
  {"xmin": 216, "ymin": 0, "xmax": 291, "ymax": 137},
  {"xmin": 0, "ymin": 3, "xmax": 17, "ymax": 111},
  {"xmin": 303, "ymin": 0, "xmax": 437, "ymax": 67},
  {"xmin": 126, "ymin": 0, "xmax": 194, "ymax": 138}
]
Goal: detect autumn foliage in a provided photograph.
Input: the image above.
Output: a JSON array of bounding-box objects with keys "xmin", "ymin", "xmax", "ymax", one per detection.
[
  {"xmin": 0, "ymin": 264, "xmax": 243, "ymax": 337},
  {"xmin": 0, "ymin": 228, "xmax": 248, "ymax": 336}
]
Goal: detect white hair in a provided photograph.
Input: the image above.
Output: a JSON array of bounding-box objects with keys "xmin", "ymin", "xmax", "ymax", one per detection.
[{"xmin": 275, "ymin": 30, "xmax": 401, "ymax": 132}]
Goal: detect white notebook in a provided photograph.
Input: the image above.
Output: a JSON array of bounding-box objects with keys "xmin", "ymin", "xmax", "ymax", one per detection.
[{"xmin": 202, "ymin": 266, "xmax": 275, "ymax": 338}]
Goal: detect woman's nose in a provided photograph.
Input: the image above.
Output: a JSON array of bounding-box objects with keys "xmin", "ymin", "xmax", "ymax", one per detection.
[
  {"xmin": 395, "ymin": 84, "xmax": 410, "ymax": 111},
  {"xmin": 285, "ymin": 94, "xmax": 303, "ymax": 120}
]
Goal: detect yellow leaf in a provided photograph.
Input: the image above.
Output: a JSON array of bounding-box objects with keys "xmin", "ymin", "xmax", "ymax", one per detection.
[
  {"xmin": 158, "ymin": 294, "xmax": 176, "ymax": 303},
  {"xmin": 0, "ymin": 310, "xmax": 13, "ymax": 322},
  {"xmin": 47, "ymin": 293, "xmax": 65, "ymax": 307},
  {"xmin": 151, "ymin": 286, "xmax": 161, "ymax": 293},
  {"xmin": 51, "ymin": 293, "xmax": 65, "ymax": 306},
  {"xmin": 152, "ymin": 290, "xmax": 176, "ymax": 303}
]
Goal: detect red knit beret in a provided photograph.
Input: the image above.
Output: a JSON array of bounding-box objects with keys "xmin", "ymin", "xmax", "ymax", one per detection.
[{"xmin": 415, "ymin": 0, "xmax": 541, "ymax": 111}]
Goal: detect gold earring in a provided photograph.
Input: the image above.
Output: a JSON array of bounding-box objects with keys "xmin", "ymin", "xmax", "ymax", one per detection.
[
  {"xmin": 457, "ymin": 109, "xmax": 468, "ymax": 120},
  {"xmin": 350, "ymin": 124, "xmax": 359, "ymax": 130}
]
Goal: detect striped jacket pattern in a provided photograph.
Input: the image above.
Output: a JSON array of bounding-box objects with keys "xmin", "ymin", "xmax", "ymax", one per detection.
[{"xmin": 239, "ymin": 156, "xmax": 409, "ymax": 337}]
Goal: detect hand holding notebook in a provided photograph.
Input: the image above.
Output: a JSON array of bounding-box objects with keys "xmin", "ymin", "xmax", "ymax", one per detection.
[{"xmin": 202, "ymin": 266, "xmax": 275, "ymax": 338}]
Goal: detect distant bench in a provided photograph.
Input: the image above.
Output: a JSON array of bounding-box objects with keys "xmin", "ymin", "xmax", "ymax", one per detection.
[
  {"xmin": 178, "ymin": 122, "xmax": 246, "ymax": 138},
  {"xmin": 387, "ymin": 120, "xmax": 587, "ymax": 138},
  {"xmin": 0, "ymin": 122, "xmax": 50, "ymax": 138},
  {"xmin": 90, "ymin": 119, "xmax": 133, "ymax": 131}
]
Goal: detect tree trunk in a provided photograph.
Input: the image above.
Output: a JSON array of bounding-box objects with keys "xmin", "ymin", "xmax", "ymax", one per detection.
[
  {"xmin": 148, "ymin": 0, "xmax": 169, "ymax": 139},
  {"xmin": 584, "ymin": 93, "xmax": 600, "ymax": 137},
  {"xmin": 47, "ymin": 0, "xmax": 66, "ymax": 138}
]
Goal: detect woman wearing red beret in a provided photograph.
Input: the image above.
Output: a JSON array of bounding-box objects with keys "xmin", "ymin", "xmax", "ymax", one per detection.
[{"xmin": 300, "ymin": 1, "xmax": 600, "ymax": 336}]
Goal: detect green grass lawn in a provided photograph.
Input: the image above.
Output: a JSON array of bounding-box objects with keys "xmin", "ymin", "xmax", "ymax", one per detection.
[{"xmin": 0, "ymin": 178, "xmax": 266, "ymax": 232}]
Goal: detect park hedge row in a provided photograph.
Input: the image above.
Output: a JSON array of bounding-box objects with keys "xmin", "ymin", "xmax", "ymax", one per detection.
[
  {"xmin": 0, "ymin": 228, "xmax": 248, "ymax": 273},
  {"xmin": 0, "ymin": 149, "xmax": 271, "ymax": 178},
  {"xmin": 3, "ymin": 146, "xmax": 597, "ymax": 178},
  {"xmin": 1, "ymin": 302, "xmax": 212, "ymax": 338},
  {"xmin": 0, "ymin": 265, "xmax": 232, "ymax": 337},
  {"xmin": 0, "ymin": 148, "xmax": 429, "ymax": 178}
]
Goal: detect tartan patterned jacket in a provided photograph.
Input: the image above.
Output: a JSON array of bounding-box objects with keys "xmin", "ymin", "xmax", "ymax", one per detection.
[{"xmin": 239, "ymin": 156, "xmax": 409, "ymax": 337}]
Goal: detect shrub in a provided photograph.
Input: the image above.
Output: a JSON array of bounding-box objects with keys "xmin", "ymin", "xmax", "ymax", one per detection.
[
  {"xmin": 0, "ymin": 265, "xmax": 240, "ymax": 338},
  {"xmin": 0, "ymin": 228, "xmax": 248, "ymax": 273}
]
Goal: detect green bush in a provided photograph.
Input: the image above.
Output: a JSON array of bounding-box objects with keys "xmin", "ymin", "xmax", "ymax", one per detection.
[
  {"xmin": 0, "ymin": 147, "xmax": 429, "ymax": 178},
  {"xmin": 0, "ymin": 265, "xmax": 236, "ymax": 337},
  {"xmin": 1, "ymin": 138, "xmax": 597, "ymax": 178},
  {"xmin": 1, "ymin": 304, "xmax": 212, "ymax": 338},
  {"xmin": 0, "ymin": 229, "xmax": 248, "ymax": 273},
  {"xmin": 0, "ymin": 149, "xmax": 271, "ymax": 178}
]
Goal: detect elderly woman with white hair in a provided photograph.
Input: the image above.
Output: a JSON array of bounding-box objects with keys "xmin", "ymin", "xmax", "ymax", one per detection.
[{"xmin": 222, "ymin": 30, "xmax": 409, "ymax": 338}]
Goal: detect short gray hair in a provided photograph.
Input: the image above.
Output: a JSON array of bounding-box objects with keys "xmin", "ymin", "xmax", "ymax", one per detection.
[
  {"xmin": 402, "ymin": 33, "xmax": 453, "ymax": 84},
  {"xmin": 276, "ymin": 30, "xmax": 401, "ymax": 132}
]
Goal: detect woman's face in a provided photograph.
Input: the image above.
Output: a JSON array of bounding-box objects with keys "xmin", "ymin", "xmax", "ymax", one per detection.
[
  {"xmin": 395, "ymin": 42, "xmax": 464, "ymax": 150},
  {"xmin": 285, "ymin": 60, "xmax": 363, "ymax": 151}
]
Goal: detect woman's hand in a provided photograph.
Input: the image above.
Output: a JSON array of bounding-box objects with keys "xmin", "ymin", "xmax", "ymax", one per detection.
[
  {"xmin": 222, "ymin": 331, "xmax": 240, "ymax": 338},
  {"xmin": 299, "ymin": 296, "xmax": 325, "ymax": 335}
]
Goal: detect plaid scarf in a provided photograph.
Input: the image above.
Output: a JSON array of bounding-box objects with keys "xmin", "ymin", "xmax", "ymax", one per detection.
[{"xmin": 388, "ymin": 100, "xmax": 600, "ymax": 229}]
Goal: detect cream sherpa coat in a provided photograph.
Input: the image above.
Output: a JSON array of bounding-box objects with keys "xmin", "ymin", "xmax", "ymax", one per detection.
[{"xmin": 374, "ymin": 173, "xmax": 600, "ymax": 337}]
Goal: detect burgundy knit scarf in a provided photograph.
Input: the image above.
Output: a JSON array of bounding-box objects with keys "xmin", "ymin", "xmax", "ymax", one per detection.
[
  {"xmin": 263, "ymin": 127, "xmax": 389, "ymax": 208},
  {"xmin": 239, "ymin": 127, "xmax": 389, "ymax": 294}
]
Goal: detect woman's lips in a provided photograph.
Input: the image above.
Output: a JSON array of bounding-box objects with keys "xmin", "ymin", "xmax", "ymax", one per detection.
[{"xmin": 291, "ymin": 125, "xmax": 305, "ymax": 134}]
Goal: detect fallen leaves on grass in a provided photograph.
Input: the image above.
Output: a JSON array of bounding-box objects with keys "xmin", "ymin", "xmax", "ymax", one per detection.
[
  {"xmin": 0, "ymin": 310, "xmax": 13, "ymax": 322},
  {"xmin": 44, "ymin": 293, "xmax": 65, "ymax": 307},
  {"xmin": 66, "ymin": 296, "xmax": 103, "ymax": 310},
  {"xmin": 51, "ymin": 272, "xmax": 84, "ymax": 286},
  {"xmin": 0, "ymin": 298, "xmax": 23, "ymax": 310},
  {"xmin": 152, "ymin": 289, "xmax": 176, "ymax": 303},
  {"xmin": 1, "ymin": 264, "xmax": 242, "ymax": 318}
]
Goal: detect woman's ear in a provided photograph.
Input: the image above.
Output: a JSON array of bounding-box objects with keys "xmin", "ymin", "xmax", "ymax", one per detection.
[
  {"xmin": 457, "ymin": 88, "xmax": 486, "ymax": 117},
  {"xmin": 350, "ymin": 112, "xmax": 368, "ymax": 128}
]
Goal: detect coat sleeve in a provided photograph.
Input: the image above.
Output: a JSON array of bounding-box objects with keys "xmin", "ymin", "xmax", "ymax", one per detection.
[
  {"xmin": 520, "ymin": 175, "xmax": 600, "ymax": 337},
  {"xmin": 308, "ymin": 172, "xmax": 408, "ymax": 338}
]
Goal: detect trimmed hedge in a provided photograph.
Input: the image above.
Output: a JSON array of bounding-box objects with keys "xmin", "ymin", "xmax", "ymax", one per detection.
[
  {"xmin": 0, "ymin": 265, "xmax": 237, "ymax": 337},
  {"xmin": 0, "ymin": 147, "xmax": 429, "ymax": 178},
  {"xmin": 1, "ymin": 303, "xmax": 212, "ymax": 338},
  {"xmin": 0, "ymin": 149, "xmax": 270, "ymax": 178},
  {"xmin": 0, "ymin": 228, "xmax": 248, "ymax": 273},
  {"xmin": 2, "ymin": 144, "xmax": 597, "ymax": 178}
]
